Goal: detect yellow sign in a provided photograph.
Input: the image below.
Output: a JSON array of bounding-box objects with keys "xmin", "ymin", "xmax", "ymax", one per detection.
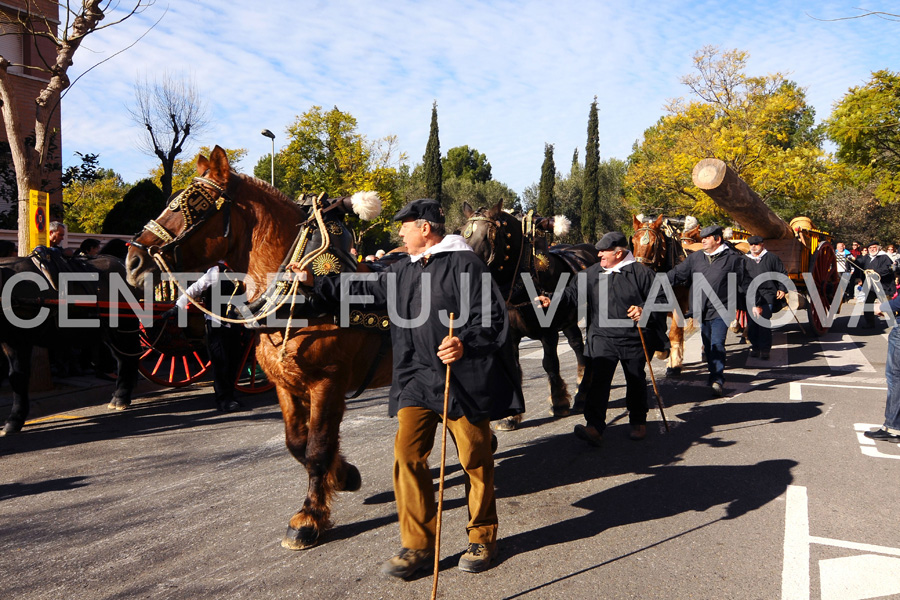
[{"xmin": 28, "ymin": 189, "xmax": 49, "ymax": 252}]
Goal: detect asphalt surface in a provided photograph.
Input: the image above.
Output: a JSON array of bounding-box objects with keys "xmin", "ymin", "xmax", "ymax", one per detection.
[{"xmin": 3, "ymin": 303, "xmax": 900, "ymax": 600}]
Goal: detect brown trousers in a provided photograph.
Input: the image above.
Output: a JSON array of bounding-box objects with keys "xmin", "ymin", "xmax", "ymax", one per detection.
[{"xmin": 393, "ymin": 405, "xmax": 498, "ymax": 550}]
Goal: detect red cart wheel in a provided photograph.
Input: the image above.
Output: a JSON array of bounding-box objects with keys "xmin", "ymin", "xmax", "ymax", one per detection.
[
  {"xmin": 807, "ymin": 241, "xmax": 840, "ymax": 336},
  {"xmin": 138, "ymin": 322, "xmax": 211, "ymax": 386},
  {"xmin": 234, "ymin": 332, "xmax": 275, "ymax": 394}
]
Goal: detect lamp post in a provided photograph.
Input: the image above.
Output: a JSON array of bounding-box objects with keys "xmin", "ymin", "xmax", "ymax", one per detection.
[{"xmin": 261, "ymin": 129, "xmax": 275, "ymax": 186}]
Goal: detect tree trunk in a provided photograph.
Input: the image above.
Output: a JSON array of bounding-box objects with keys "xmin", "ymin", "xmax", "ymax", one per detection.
[{"xmin": 692, "ymin": 158, "xmax": 793, "ymax": 239}]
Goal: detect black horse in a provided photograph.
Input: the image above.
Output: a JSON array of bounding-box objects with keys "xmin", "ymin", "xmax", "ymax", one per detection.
[
  {"xmin": 462, "ymin": 201, "xmax": 597, "ymax": 430},
  {"xmin": 0, "ymin": 252, "xmax": 142, "ymax": 435}
]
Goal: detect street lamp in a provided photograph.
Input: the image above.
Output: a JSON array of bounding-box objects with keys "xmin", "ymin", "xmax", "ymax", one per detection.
[{"xmin": 261, "ymin": 129, "xmax": 275, "ymax": 186}]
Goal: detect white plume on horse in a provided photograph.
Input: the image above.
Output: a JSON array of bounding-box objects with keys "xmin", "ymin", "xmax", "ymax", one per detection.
[
  {"xmin": 553, "ymin": 215, "xmax": 571, "ymax": 237},
  {"xmin": 350, "ymin": 191, "xmax": 381, "ymax": 220},
  {"xmin": 684, "ymin": 215, "xmax": 698, "ymax": 231}
]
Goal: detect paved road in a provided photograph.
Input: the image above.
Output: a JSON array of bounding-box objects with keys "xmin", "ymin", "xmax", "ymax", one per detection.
[{"xmin": 3, "ymin": 304, "xmax": 899, "ymax": 600}]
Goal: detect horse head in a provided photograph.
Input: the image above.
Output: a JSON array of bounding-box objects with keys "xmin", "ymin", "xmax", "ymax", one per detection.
[
  {"xmin": 461, "ymin": 200, "xmax": 523, "ymax": 278},
  {"xmin": 631, "ymin": 214, "xmax": 670, "ymax": 271},
  {"xmin": 126, "ymin": 146, "xmax": 239, "ymax": 289}
]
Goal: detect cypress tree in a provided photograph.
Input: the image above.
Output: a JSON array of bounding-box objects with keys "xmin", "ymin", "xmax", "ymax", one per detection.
[
  {"xmin": 537, "ymin": 143, "xmax": 555, "ymax": 217},
  {"xmin": 581, "ymin": 98, "xmax": 600, "ymax": 243},
  {"xmin": 423, "ymin": 101, "xmax": 442, "ymax": 204}
]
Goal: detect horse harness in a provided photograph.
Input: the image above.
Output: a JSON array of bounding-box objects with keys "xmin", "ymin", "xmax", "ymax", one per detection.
[{"xmin": 130, "ymin": 175, "xmax": 233, "ymax": 272}]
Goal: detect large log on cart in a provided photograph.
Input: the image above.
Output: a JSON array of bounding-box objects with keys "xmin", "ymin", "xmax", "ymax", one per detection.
[
  {"xmin": 692, "ymin": 158, "xmax": 840, "ymax": 336},
  {"xmin": 691, "ymin": 158, "xmax": 793, "ymax": 240}
]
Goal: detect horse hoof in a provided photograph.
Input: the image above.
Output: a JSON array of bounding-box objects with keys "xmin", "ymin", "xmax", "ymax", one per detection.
[
  {"xmin": 665, "ymin": 368, "xmax": 681, "ymax": 377},
  {"xmin": 338, "ymin": 464, "xmax": 362, "ymax": 492},
  {"xmin": 491, "ymin": 433, "xmax": 498, "ymax": 453},
  {"xmin": 493, "ymin": 417, "xmax": 518, "ymax": 432},
  {"xmin": 550, "ymin": 406, "xmax": 570, "ymax": 418},
  {"xmin": 1, "ymin": 420, "xmax": 23, "ymax": 436},
  {"xmin": 571, "ymin": 402, "xmax": 585, "ymax": 414},
  {"xmin": 108, "ymin": 399, "xmax": 130, "ymax": 411},
  {"xmin": 282, "ymin": 525, "xmax": 319, "ymax": 550}
]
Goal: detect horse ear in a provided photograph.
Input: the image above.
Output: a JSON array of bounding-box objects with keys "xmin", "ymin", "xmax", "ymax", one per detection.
[
  {"xmin": 206, "ymin": 146, "xmax": 231, "ymax": 182},
  {"xmin": 487, "ymin": 199, "xmax": 503, "ymax": 217},
  {"xmin": 654, "ymin": 214, "xmax": 664, "ymax": 227},
  {"xmin": 463, "ymin": 202, "xmax": 474, "ymax": 218},
  {"xmin": 196, "ymin": 154, "xmax": 209, "ymax": 176},
  {"xmin": 633, "ymin": 215, "xmax": 642, "ymax": 230}
]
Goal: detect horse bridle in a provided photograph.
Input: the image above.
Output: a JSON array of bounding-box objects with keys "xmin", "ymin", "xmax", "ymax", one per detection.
[
  {"xmin": 633, "ymin": 224, "xmax": 667, "ymax": 269},
  {"xmin": 129, "ymin": 175, "xmax": 232, "ymax": 270},
  {"xmin": 464, "ymin": 213, "xmax": 511, "ymax": 268}
]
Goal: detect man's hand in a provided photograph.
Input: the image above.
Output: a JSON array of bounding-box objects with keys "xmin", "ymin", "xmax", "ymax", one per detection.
[
  {"xmin": 627, "ymin": 305, "xmax": 643, "ymax": 322},
  {"xmin": 437, "ymin": 335, "xmax": 463, "ymax": 364},
  {"xmin": 535, "ymin": 295, "xmax": 551, "ymax": 308},
  {"xmin": 752, "ymin": 306, "xmax": 763, "ymax": 317},
  {"xmin": 776, "ymin": 290, "xmax": 786, "ymax": 300},
  {"xmin": 287, "ymin": 263, "xmax": 314, "ymax": 287}
]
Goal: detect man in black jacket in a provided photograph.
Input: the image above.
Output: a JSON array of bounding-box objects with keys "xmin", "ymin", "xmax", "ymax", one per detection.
[
  {"xmin": 667, "ymin": 225, "xmax": 750, "ymax": 396},
  {"xmin": 744, "ymin": 236, "xmax": 788, "ymax": 360},
  {"xmin": 859, "ymin": 241, "xmax": 897, "ymax": 328},
  {"xmin": 536, "ymin": 231, "xmax": 669, "ymax": 445},
  {"xmin": 292, "ymin": 198, "xmax": 523, "ymax": 578}
]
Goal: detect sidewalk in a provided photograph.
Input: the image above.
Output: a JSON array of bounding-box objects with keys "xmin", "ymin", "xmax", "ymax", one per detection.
[{"xmin": 0, "ymin": 372, "xmax": 161, "ymax": 425}]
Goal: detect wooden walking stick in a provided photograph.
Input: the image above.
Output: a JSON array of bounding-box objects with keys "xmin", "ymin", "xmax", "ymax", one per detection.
[
  {"xmin": 634, "ymin": 311, "xmax": 670, "ymax": 433},
  {"xmin": 431, "ymin": 313, "xmax": 455, "ymax": 600}
]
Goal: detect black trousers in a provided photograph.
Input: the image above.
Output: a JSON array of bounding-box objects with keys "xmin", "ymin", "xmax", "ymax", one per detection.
[
  {"xmin": 583, "ymin": 355, "xmax": 648, "ymax": 434},
  {"xmin": 205, "ymin": 321, "xmax": 246, "ymax": 404}
]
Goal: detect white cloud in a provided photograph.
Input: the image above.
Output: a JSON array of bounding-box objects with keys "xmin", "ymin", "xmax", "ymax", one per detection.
[{"xmin": 60, "ymin": 0, "xmax": 900, "ymax": 196}]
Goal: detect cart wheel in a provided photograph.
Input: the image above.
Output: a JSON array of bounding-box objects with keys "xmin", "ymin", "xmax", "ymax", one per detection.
[
  {"xmin": 807, "ymin": 241, "xmax": 840, "ymax": 336},
  {"xmin": 138, "ymin": 322, "xmax": 211, "ymax": 386},
  {"xmin": 234, "ymin": 332, "xmax": 275, "ymax": 394}
]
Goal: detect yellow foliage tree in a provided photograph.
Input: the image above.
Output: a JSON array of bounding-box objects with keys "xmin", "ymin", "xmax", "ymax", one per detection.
[
  {"xmin": 626, "ymin": 46, "xmax": 833, "ymax": 223},
  {"xmin": 63, "ymin": 169, "xmax": 130, "ymax": 234}
]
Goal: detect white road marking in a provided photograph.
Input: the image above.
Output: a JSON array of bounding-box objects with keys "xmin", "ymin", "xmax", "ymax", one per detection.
[
  {"xmin": 854, "ymin": 423, "xmax": 900, "ymax": 460},
  {"xmin": 782, "ymin": 485, "xmax": 810, "ymax": 600},
  {"xmin": 783, "ymin": 485, "xmax": 900, "ymax": 600},
  {"xmin": 789, "ymin": 382, "xmax": 886, "ymax": 401}
]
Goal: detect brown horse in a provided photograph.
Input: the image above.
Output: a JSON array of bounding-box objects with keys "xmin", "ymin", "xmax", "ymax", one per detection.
[
  {"xmin": 630, "ymin": 215, "xmax": 694, "ymax": 376},
  {"xmin": 125, "ymin": 146, "xmax": 392, "ymax": 550},
  {"xmin": 462, "ymin": 201, "xmax": 597, "ymax": 429}
]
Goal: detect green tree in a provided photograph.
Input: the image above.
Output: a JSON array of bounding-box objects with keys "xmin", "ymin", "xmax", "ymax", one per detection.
[
  {"xmin": 102, "ymin": 179, "xmax": 165, "ymax": 234},
  {"xmin": 443, "ymin": 145, "xmax": 492, "ymax": 184},
  {"xmin": 581, "ymin": 98, "xmax": 600, "ymax": 242},
  {"xmin": 424, "ymin": 101, "xmax": 442, "ymax": 204},
  {"xmin": 626, "ymin": 46, "xmax": 830, "ymax": 224},
  {"xmin": 826, "ymin": 69, "xmax": 900, "ymax": 203},
  {"xmin": 536, "ymin": 143, "xmax": 555, "ymax": 216},
  {"xmin": 62, "ymin": 153, "xmax": 130, "ymax": 233}
]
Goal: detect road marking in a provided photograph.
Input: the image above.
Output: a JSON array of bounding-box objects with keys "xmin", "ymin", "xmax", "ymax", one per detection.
[
  {"xmin": 818, "ymin": 333, "xmax": 876, "ymax": 373},
  {"xmin": 783, "ymin": 485, "xmax": 900, "ymax": 600},
  {"xmin": 782, "ymin": 485, "xmax": 810, "ymax": 600},
  {"xmin": 854, "ymin": 423, "xmax": 900, "ymax": 460},
  {"xmin": 788, "ymin": 382, "xmax": 886, "ymax": 401},
  {"xmin": 24, "ymin": 414, "xmax": 85, "ymax": 425}
]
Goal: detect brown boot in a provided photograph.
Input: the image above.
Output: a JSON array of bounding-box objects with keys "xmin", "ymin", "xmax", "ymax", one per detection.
[
  {"xmin": 381, "ymin": 547, "xmax": 433, "ymax": 579},
  {"xmin": 458, "ymin": 542, "xmax": 496, "ymax": 573},
  {"xmin": 629, "ymin": 424, "xmax": 647, "ymax": 441}
]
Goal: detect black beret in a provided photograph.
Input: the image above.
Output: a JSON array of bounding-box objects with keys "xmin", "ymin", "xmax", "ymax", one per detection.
[
  {"xmin": 747, "ymin": 235, "xmax": 764, "ymax": 244},
  {"xmin": 867, "ymin": 241, "xmax": 881, "ymax": 248},
  {"xmin": 393, "ymin": 198, "xmax": 445, "ymax": 224},
  {"xmin": 595, "ymin": 231, "xmax": 628, "ymax": 251},
  {"xmin": 699, "ymin": 224, "xmax": 723, "ymax": 239}
]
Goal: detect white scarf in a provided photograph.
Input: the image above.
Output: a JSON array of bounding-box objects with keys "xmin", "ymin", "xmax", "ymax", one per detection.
[
  {"xmin": 602, "ymin": 251, "xmax": 636, "ymax": 274},
  {"xmin": 409, "ymin": 234, "xmax": 473, "ymax": 263}
]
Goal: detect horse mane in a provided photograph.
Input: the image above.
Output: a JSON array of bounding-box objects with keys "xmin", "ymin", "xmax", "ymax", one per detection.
[{"xmin": 231, "ymin": 174, "xmax": 307, "ymax": 292}]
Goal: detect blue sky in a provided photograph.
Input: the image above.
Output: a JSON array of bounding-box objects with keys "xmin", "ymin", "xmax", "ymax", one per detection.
[{"xmin": 62, "ymin": 1, "xmax": 900, "ymax": 196}]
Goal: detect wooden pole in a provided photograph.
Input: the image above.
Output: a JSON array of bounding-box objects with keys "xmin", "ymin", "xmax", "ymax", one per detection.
[
  {"xmin": 691, "ymin": 158, "xmax": 793, "ymax": 240},
  {"xmin": 636, "ymin": 320, "xmax": 670, "ymax": 433},
  {"xmin": 431, "ymin": 313, "xmax": 455, "ymax": 600}
]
